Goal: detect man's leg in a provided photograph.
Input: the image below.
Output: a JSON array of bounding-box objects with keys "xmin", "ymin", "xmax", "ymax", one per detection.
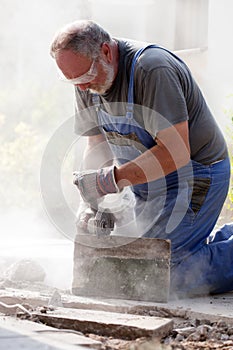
[
  {"xmin": 171, "ymin": 228, "xmax": 233, "ymax": 296},
  {"xmin": 169, "ymin": 158, "xmax": 233, "ymax": 295},
  {"xmin": 140, "ymin": 158, "xmax": 231, "ymax": 295}
]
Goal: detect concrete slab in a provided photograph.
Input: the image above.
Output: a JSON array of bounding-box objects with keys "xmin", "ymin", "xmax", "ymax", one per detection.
[
  {"xmin": 54, "ymin": 290, "xmax": 233, "ymax": 323},
  {"xmin": 1, "ymin": 287, "xmax": 233, "ymax": 325},
  {"xmin": 0, "ymin": 316, "xmax": 100, "ymax": 349},
  {"xmin": 33, "ymin": 306, "xmax": 173, "ymax": 340},
  {"xmin": 59, "ymin": 291, "xmax": 233, "ymax": 325}
]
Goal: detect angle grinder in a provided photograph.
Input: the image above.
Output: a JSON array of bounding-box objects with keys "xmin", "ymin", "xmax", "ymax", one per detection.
[{"xmin": 78, "ymin": 206, "xmax": 115, "ymax": 236}]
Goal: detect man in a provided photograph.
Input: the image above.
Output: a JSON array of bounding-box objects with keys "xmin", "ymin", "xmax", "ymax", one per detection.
[{"xmin": 50, "ymin": 20, "xmax": 233, "ymax": 296}]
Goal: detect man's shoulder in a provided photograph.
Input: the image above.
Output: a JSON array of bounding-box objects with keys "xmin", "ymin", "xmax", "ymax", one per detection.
[
  {"xmin": 116, "ymin": 38, "xmax": 147, "ymax": 51},
  {"xmin": 117, "ymin": 39, "xmax": 176, "ymax": 72},
  {"xmin": 137, "ymin": 46, "xmax": 177, "ymax": 72},
  {"xmin": 116, "ymin": 38, "xmax": 148, "ymax": 61}
]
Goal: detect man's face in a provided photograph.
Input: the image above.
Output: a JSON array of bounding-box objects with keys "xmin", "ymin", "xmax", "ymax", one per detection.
[{"xmin": 55, "ymin": 49, "xmax": 115, "ymax": 94}]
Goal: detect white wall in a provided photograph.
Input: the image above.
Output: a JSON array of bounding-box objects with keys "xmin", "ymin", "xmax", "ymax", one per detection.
[
  {"xmin": 89, "ymin": 0, "xmax": 233, "ymax": 131},
  {"xmin": 180, "ymin": 0, "xmax": 233, "ymax": 131},
  {"xmin": 207, "ymin": 0, "xmax": 233, "ymax": 127},
  {"xmin": 89, "ymin": 0, "xmax": 177, "ymax": 48}
]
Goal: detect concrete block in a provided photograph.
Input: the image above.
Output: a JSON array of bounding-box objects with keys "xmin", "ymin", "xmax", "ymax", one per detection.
[
  {"xmin": 34, "ymin": 307, "xmax": 174, "ymax": 340},
  {"xmin": 72, "ymin": 235, "xmax": 171, "ymax": 302}
]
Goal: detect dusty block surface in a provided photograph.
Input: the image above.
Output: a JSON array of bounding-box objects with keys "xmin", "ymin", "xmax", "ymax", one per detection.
[{"xmin": 72, "ymin": 235, "xmax": 171, "ymax": 303}]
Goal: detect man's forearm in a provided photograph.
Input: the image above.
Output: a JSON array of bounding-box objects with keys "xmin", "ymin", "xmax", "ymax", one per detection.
[
  {"xmin": 115, "ymin": 121, "xmax": 190, "ymax": 190},
  {"xmin": 114, "ymin": 144, "xmax": 188, "ymax": 189}
]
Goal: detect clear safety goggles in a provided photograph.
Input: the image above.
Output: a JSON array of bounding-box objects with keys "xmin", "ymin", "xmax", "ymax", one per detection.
[{"xmin": 59, "ymin": 59, "xmax": 98, "ymax": 85}]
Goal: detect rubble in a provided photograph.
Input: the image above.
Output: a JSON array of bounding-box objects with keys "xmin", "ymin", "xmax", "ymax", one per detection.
[{"xmin": 5, "ymin": 259, "xmax": 46, "ymax": 283}]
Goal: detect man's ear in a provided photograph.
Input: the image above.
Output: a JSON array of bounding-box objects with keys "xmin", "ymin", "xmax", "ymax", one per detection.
[{"xmin": 101, "ymin": 42, "xmax": 112, "ymax": 63}]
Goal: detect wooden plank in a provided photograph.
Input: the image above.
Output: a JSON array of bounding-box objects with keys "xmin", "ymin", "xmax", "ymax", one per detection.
[
  {"xmin": 33, "ymin": 307, "xmax": 174, "ymax": 340},
  {"xmin": 73, "ymin": 235, "xmax": 171, "ymax": 303}
]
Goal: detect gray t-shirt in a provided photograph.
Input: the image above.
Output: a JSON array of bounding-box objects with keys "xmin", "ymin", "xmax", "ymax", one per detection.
[{"xmin": 74, "ymin": 39, "xmax": 228, "ymax": 165}]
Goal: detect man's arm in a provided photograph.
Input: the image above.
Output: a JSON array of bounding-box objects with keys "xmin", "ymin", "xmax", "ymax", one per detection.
[
  {"xmin": 74, "ymin": 120, "xmax": 190, "ymax": 204},
  {"xmin": 115, "ymin": 120, "xmax": 190, "ymax": 189}
]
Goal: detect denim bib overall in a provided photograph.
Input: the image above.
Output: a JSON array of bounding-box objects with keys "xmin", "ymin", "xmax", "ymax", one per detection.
[{"xmin": 92, "ymin": 45, "xmax": 233, "ymax": 296}]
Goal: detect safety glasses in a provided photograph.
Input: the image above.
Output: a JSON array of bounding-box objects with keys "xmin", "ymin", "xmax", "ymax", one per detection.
[{"xmin": 59, "ymin": 59, "xmax": 98, "ymax": 85}]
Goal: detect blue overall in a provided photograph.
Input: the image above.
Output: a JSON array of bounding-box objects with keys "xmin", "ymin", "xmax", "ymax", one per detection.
[{"xmin": 92, "ymin": 45, "xmax": 232, "ymax": 296}]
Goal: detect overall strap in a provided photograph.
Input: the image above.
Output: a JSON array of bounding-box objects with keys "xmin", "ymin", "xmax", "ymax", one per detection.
[
  {"xmin": 126, "ymin": 44, "xmax": 185, "ymax": 119},
  {"xmin": 92, "ymin": 93, "xmax": 101, "ymax": 112}
]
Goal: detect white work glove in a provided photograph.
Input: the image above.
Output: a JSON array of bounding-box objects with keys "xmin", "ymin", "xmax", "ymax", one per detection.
[
  {"xmin": 75, "ymin": 199, "xmax": 93, "ymax": 232},
  {"xmin": 77, "ymin": 206, "xmax": 97, "ymax": 233},
  {"xmin": 73, "ymin": 165, "xmax": 120, "ymax": 206}
]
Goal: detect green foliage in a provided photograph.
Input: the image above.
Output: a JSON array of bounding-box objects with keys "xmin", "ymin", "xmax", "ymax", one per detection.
[
  {"xmin": 0, "ymin": 82, "xmax": 74, "ymax": 210},
  {"xmin": 0, "ymin": 119, "xmax": 42, "ymax": 209}
]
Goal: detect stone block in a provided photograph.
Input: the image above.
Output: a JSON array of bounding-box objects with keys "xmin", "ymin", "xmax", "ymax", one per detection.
[{"xmin": 72, "ymin": 235, "xmax": 171, "ymax": 303}]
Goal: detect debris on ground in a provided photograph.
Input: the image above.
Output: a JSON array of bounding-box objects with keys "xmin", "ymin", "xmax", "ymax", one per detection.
[
  {"xmin": 48, "ymin": 290, "xmax": 63, "ymax": 307},
  {"xmin": 5, "ymin": 259, "xmax": 46, "ymax": 283},
  {"xmin": 162, "ymin": 319, "xmax": 233, "ymax": 349}
]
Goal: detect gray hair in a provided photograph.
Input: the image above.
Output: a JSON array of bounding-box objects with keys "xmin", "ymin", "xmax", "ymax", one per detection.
[{"xmin": 50, "ymin": 20, "xmax": 112, "ymax": 59}]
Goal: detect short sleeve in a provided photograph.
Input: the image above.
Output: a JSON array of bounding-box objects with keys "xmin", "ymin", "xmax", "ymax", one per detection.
[{"xmin": 139, "ymin": 67, "xmax": 189, "ymax": 135}]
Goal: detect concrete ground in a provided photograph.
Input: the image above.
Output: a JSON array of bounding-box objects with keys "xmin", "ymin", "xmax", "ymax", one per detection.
[
  {"xmin": 1, "ymin": 237, "xmax": 233, "ymax": 348},
  {"xmin": 1, "ymin": 288, "xmax": 233, "ymax": 350},
  {"xmin": 51, "ymin": 290, "xmax": 233, "ymax": 324},
  {"xmin": 0, "ymin": 286, "xmax": 233, "ymax": 323},
  {"xmin": 1, "ymin": 236, "xmax": 233, "ymax": 325}
]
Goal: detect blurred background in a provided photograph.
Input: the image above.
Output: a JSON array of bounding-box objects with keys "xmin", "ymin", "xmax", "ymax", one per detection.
[{"xmin": 0, "ymin": 0, "xmax": 233, "ymax": 290}]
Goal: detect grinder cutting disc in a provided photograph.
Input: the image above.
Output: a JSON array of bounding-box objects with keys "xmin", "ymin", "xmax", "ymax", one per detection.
[{"xmin": 94, "ymin": 208, "xmax": 115, "ymax": 236}]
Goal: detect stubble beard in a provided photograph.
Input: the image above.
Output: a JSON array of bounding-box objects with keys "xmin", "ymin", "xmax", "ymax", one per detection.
[{"xmin": 88, "ymin": 59, "xmax": 115, "ymax": 95}]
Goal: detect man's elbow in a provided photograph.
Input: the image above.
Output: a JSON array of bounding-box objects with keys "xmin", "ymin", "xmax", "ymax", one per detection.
[{"xmin": 176, "ymin": 151, "xmax": 191, "ymax": 170}]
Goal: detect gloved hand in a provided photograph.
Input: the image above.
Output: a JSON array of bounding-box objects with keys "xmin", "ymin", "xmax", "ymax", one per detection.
[
  {"xmin": 77, "ymin": 206, "xmax": 97, "ymax": 233},
  {"xmin": 73, "ymin": 165, "xmax": 120, "ymax": 206},
  {"xmin": 77, "ymin": 205, "xmax": 115, "ymax": 235}
]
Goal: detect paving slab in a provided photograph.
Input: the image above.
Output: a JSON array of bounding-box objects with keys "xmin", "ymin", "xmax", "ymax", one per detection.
[
  {"xmin": 0, "ymin": 316, "xmax": 100, "ymax": 349},
  {"xmin": 33, "ymin": 306, "xmax": 173, "ymax": 340},
  {"xmin": 1, "ymin": 288, "xmax": 233, "ymax": 325}
]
